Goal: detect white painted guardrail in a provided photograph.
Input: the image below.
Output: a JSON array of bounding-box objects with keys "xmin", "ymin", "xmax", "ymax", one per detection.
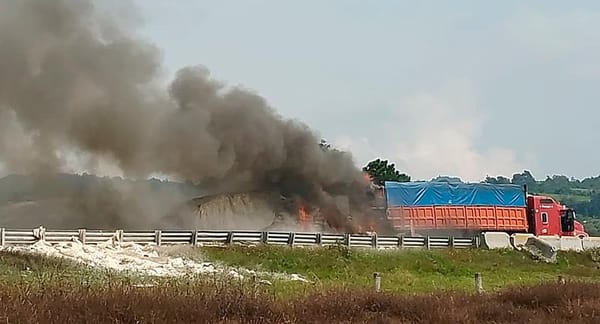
[{"xmin": 0, "ymin": 227, "xmax": 478, "ymax": 249}]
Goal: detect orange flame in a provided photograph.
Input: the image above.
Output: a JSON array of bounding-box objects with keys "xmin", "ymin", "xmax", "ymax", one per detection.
[
  {"xmin": 298, "ymin": 204, "xmax": 311, "ymax": 230},
  {"xmin": 368, "ymin": 219, "xmax": 376, "ymax": 232}
]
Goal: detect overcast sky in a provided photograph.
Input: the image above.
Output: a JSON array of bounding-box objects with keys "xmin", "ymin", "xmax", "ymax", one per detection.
[{"xmin": 132, "ymin": 1, "xmax": 600, "ymax": 182}]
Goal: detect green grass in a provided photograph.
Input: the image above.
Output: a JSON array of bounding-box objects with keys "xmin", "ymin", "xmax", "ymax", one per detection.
[
  {"xmin": 3, "ymin": 248, "xmax": 600, "ymax": 322},
  {"xmin": 187, "ymin": 245, "xmax": 600, "ymax": 295},
  {"xmin": 4, "ymin": 245, "xmax": 600, "ymax": 298}
]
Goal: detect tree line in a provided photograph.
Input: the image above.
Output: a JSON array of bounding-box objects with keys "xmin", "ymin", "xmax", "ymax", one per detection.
[{"xmin": 485, "ymin": 171, "xmax": 600, "ymax": 218}]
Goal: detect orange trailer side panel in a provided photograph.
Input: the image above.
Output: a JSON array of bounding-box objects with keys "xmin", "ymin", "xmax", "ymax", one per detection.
[{"xmin": 387, "ymin": 206, "xmax": 528, "ymax": 232}]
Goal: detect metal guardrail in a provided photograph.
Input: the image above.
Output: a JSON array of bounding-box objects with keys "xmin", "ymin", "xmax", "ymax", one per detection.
[{"xmin": 0, "ymin": 227, "xmax": 478, "ymax": 249}]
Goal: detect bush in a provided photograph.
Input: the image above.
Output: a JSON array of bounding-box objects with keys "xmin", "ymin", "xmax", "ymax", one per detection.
[{"xmin": 1, "ymin": 280, "xmax": 599, "ymax": 323}]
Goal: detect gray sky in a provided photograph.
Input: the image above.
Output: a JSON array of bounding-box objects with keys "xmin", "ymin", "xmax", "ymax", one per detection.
[{"xmin": 131, "ymin": 1, "xmax": 600, "ymax": 181}]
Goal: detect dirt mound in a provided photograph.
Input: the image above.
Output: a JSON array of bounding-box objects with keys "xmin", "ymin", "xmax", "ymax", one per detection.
[
  {"xmin": 163, "ymin": 192, "xmax": 293, "ymax": 231},
  {"xmin": 161, "ymin": 191, "xmax": 347, "ymax": 232},
  {"xmin": 0, "ymin": 191, "xmax": 333, "ymax": 232}
]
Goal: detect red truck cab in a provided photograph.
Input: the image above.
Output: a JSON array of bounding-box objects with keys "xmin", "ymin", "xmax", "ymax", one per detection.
[{"xmin": 527, "ymin": 195, "xmax": 588, "ymax": 238}]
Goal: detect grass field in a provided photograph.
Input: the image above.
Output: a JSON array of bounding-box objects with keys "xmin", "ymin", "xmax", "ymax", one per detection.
[
  {"xmin": 3, "ymin": 278, "xmax": 600, "ymax": 323},
  {"xmin": 190, "ymin": 245, "xmax": 600, "ymax": 294},
  {"xmin": 3, "ymin": 246, "xmax": 600, "ymax": 323}
]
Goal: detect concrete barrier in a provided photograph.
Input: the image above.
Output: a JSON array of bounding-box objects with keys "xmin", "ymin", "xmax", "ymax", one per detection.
[
  {"xmin": 537, "ymin": 235, "xmax": 584, "ymax": 251},
  {"xmin": 481, "ymin": 232, "xmax": 512, "ymax": 249},
  {"xmin": 582, "ymin": 237, "xmax": 600, "ymax": 250},
  {"xmin": 537, "ymin": 235, "xmax": 561, "ymax": 250},
  {"xmin": 524, "ymin": 237, "xmax": 557, "ymax": 263},
  {"xmin": 560, "ymin": 237, "xmax": 583, "ymax": 251},
  {"xmin": 510, "ymin": 233, "xmax": 535, "ymax": 250}
]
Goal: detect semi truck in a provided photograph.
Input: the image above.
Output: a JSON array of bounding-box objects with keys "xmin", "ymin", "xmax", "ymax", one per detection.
[{"xmin": 380, "ymin": 181, "xmax": 588, "ymax": 238}]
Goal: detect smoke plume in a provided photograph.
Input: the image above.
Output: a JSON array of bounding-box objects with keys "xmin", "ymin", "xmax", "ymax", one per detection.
[{"xmin": 0, "ymin": 0, "xmax": 371, "ymax": 230}]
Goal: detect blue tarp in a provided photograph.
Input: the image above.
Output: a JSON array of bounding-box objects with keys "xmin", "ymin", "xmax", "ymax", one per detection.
[{"xmin": 384, "ymin": 181, "xmax": 526, "ymax": 207}]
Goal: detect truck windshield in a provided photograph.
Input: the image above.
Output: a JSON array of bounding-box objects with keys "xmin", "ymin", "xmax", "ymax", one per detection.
[{"xmin": 561, "ymin": 209, "xmax": 575, "ymax": 232}]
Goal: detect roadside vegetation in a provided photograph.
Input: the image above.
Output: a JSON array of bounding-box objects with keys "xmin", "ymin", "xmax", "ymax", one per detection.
[
  {"xmin": 186, "ymin": 245, "xmax": 600, "ymax": 294},
  {"xmin": 3, "ymin": 281, "xmax": 600, "ymax": 323},
  {"xmin": 3, "ymin": 247, "xmax": 600, "ymax": 322},
  {"xmin": 6, "ymin": 245, "xmax": 599, "ymax": 295}
]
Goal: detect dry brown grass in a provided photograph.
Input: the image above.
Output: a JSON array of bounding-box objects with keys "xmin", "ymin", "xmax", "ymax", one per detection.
[{"xmin": 1, "ymin": 280, "xmax": 599, "ymax": 323}]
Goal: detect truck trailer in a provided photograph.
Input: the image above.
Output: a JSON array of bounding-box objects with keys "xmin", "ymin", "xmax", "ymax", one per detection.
[{"xmin": 382, "ymin": 181, "xmax": 588, "ymax": 237}]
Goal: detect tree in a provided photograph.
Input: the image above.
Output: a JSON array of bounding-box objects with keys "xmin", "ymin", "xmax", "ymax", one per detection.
[
  {"xmin": 511, "ymin": 170, "xmax": 536, "ymax": 188},
  {"xmin": 484, "ymin": 175, "xmax": 511, "ymax": 184},
  {"xmin": 362, "ymin": 159, "xmax": 410, "ymax": 185},
  {"xmin": 431, "ymin": 176, "xmax": 463, "ymax": 183}
]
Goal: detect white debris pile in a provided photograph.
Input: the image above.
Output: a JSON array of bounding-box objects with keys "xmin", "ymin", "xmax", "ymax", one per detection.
[{"xmin": 1, "ymin": 239, "xmax": 310, "ymax": 282}]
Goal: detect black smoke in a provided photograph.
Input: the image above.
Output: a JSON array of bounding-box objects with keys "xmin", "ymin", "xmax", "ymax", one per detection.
[{"xmin": 0, "ymin": 0, "xmax": 372, "ymax": 230}]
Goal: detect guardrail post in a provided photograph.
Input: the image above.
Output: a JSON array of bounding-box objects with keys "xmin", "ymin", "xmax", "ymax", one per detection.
[
  {"xmin": 449, "ymin": 236, "xmax": 454, "ymax": 248},
  {"xmin": 261, "ymin": 231, "xmax": 268, "ymax": 244},
  {"xmin": 289, "ymin": 232, "xmax": 296, "ymax": 247},
  {"xmin": 345, "ymin": 233, "xmax": 351, "ymax": 247},
  {"xmin": 0, "ymin": 228, "xmax": 4, "ymax": 247},
  {"xmin": 155, "ymin": 230, "xmax": 162, "ymax": 246},
  {"xmin": 425, "ymin": 236, "xmax": 430, "ymax": 249},
  {"xmin": 398, "ymin": 235, "xmax": 404, "ymax": 249},
  {"xmin": 33, "ymin": 226, "xmax": 45, "ymax": 241},
  {"xmin": 475, "ymin": 272, "xmax": 483, "ymax": 293},
  {"xmin": 373, "ymin": 272, "xmax": 382, "ymax": 292},
  {"xmin": 474, "ymin": 235, "xmax": 481, "ymax": 248},
  {"xmin": 226, "ymin": 232, "xmax": 234, "ymax": 245},
  {"xmin": 191, "ymin": 230, "xmax": 198, "ymax": 246},
  {"xmin": 316, "ymin": 232, "xmax": 322, "ymax": 246},
  {"xmin": 78, "ymin": 229, "xmax": 86, "ymax": 245},
  {"xmin": 116, "ymin": 229, "xmax": 123, "ymax": 243},
  {"xmin": 372, "ymin": 233, "xmax": 378, "ymax": 249}
]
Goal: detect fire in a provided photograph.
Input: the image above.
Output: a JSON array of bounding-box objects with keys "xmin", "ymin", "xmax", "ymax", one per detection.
[
  {"xmin": 368, "ymin": 219, "xmax": 376, "ymax": 232},
  {"xmin": 355, "ymin": 219, "xmax": 377, "ymax": 234},
  {"xmin": 298, "ymin": 204, "xmax": 311, "ymax": 230}
]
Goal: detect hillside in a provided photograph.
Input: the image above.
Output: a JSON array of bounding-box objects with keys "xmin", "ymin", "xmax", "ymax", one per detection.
[
  {"xmin": 3, "ymin": 171, "xmax": 600, "ymax": 232},
  {"xmin": 0, "ymin": 174, "xmax": 205, "ymax": 229},
  {"xmin": 0, "ymin": 174, "xmax": 313, "ymax": 232}
]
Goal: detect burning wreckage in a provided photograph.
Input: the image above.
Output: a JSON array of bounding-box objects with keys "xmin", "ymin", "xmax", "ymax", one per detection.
[{"xmin": 164, "ymin": 179, "xmax": 389, "ymax": 234}]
